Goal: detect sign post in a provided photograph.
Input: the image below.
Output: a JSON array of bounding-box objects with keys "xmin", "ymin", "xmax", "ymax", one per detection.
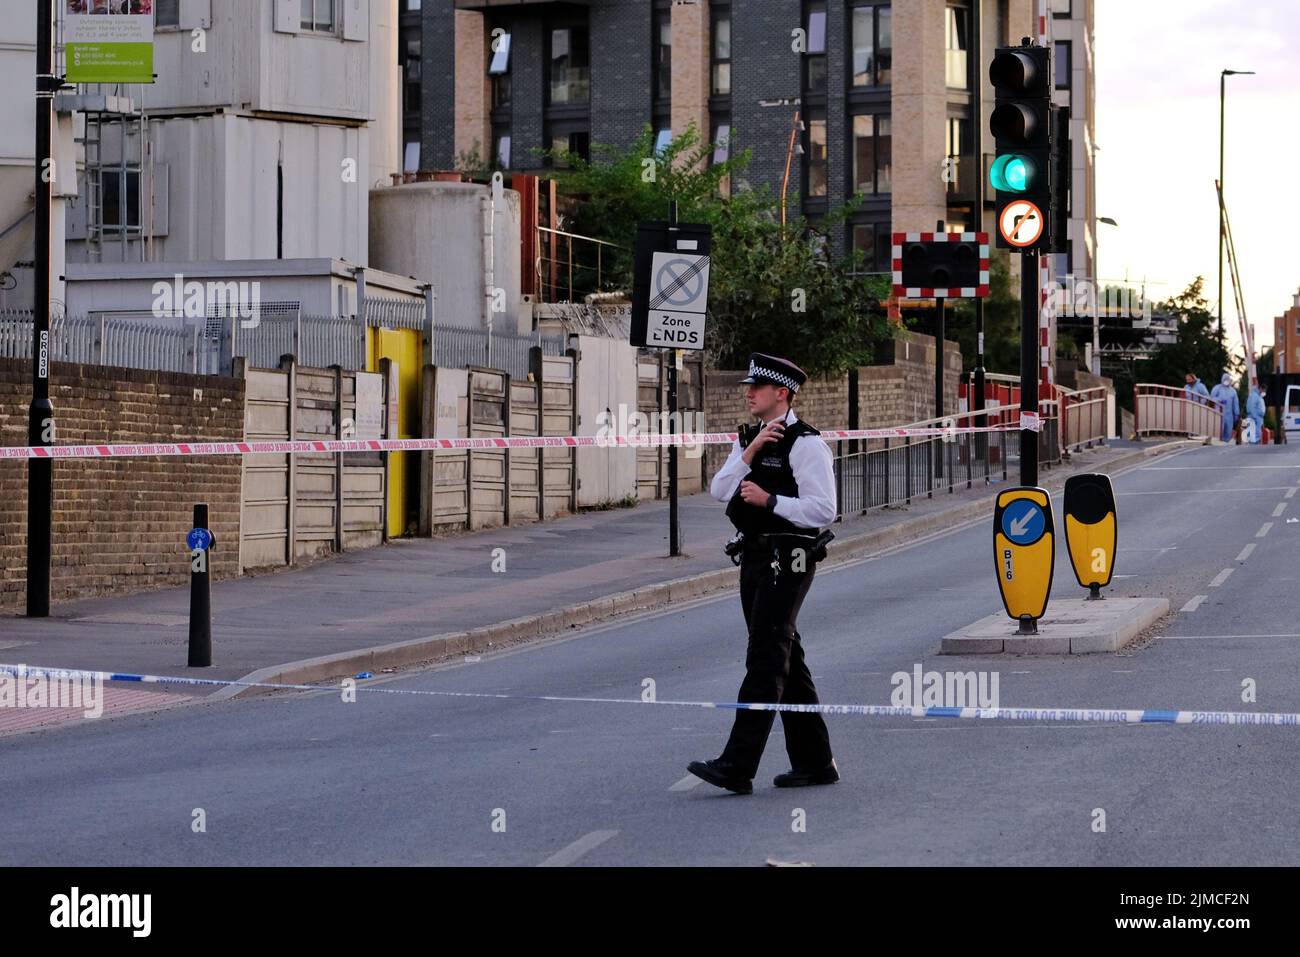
[
  {"xmin": 188, "ymin": 504, "xmax": 214, "ymax": 668},
  {"xmin": 630, "ymin": 208, "xmax": 711, "ymax": 558}
]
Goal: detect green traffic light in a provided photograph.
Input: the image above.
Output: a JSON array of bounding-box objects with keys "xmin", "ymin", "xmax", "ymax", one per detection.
[{"xmin": 990, "ymin": 154, "xmax": 1036, "ymax": 193}]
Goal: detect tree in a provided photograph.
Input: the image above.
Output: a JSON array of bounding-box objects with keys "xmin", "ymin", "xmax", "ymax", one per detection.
[
  {"xmin": 544, "ymin": 124, "xmax": 895, "ymax": 377},
  {"xmin": 1143, "ymin": 276, "xmax": 1234, "ymax": 389},
  {"xmin": 949, "ymin": 250, "xmax": 1022, "ymax": 375}
]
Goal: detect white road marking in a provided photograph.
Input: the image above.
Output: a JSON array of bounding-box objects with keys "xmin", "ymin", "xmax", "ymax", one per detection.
[
  {"xmin": 1112, "ymin": 670, "xmax": 1136, "ymax": 674},
  {"xmin": 1144, "ymin": 465, "xmax": 1300, "ymax": 470},
  {"xmin": 1209, "ymin": 568, "xmax": 1234, "ymax": 588},
  {"xmin": 1273, "ymin": 502, "xmax": 1288, "ymax": 517},
  {"xmin": 1118, "ymin": 488, "xmax": 1291, "ymax": 495},
  {"xmin": 1236, "ymin": 544, "xmax": 1256, "ymax": 562},
  {"xmin": 1159, "ymin": 633, "xmax": 1300, "ymax": 640},
  {"xmin": 538, "ymin": 829, "xmax": 619, "ymax": 867},
  {"xmin": 1180, "ymin": 595, "xmax": 1208, "ymax": 613},
  {"xmin": 670, "ymin": 774, "xmax": 705, "ymax": 792},
  {"xmin": 1257, "ymin": 523, "xmax": 1273, "ymax": 538},
  {"xmin": 1287, "ymin": 487, "xmax": 1297, "ymax": 499},
  {"xmin": 1011, "ymin": 671, "xmax": 1032, "ymax": 675}
]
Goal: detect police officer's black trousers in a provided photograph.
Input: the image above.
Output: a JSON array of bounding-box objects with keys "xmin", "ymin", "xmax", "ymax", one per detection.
[{"xmin": 719, "ymin": 549, "xmax": 834, "ymax": 778}]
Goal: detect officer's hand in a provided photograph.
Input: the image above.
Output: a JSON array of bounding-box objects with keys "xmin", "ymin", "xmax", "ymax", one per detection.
[
  {"xmin": 739, "ymin": 480, "xmax": 771, "ymax": 507},
  {"xmin": 742, "ymin": 420, "xmax": 784, "ymax": 463}
]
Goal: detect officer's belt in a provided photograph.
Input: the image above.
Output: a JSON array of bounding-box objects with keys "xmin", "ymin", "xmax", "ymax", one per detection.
[{"xmin": 741, "ymin": 530, "xmax": 826, "ymax": 552}]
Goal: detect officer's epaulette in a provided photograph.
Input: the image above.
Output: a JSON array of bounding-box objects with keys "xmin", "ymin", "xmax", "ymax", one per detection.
[{"xmin": 787, "ymin": 420, "xmax": 819, "ymax": 438}]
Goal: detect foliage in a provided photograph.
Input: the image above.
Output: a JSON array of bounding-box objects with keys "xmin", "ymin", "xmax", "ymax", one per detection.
[
  {"xmin": 543, "ymin": 124, "xmax": 895, "ymax": 378},
  {"xmin": 1145, "ymin": 276, "xmax": 1235, "ymax": 389},
  {"xmin": 949, "ymin": 250, "xmax": 1022, "ymax": 375}
]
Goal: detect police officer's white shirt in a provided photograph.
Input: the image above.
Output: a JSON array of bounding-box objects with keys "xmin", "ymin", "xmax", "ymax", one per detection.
[{"xmin": 709, "ymin": 408, "xmax": 837, "ymax": 529}]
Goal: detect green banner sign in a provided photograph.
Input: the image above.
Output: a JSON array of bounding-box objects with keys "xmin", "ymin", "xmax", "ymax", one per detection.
[{"xmin": 65, "ymin": 2, "xmax": 155, "ymax": 85}]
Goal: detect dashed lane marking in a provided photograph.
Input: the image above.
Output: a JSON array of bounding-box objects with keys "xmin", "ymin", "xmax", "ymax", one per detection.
[
  {"xmin": 1180, "ymin": 595, "xmax": 1208, "ymax": 613},
  {"xmin": 670, "ymin": 775, "xmax": 705, "ymax": 792},
  {"xmin": 1257, "ymin": 523, "xmax": 1273, "ymax": 538},
  {"xmin": 538, "ymin": 830, "xmax": 619, "ymax": 867},
  {"xmin": 1236, "ymin": 544, "xmax": 1256, "ymax": 562},
  {"xmin": 1210, "ymin": 568, "xmax": 1234, "ymax": 588},
  {"xmin": 1273, "ymin": 503, "xmax": 1288, "ymax": 517}
]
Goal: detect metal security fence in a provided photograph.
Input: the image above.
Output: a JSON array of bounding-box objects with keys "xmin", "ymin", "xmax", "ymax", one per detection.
[
  {"xmin": 833, "ymin": 402, "xmax": 1062, "ymax": 521},
  {"xmin": 433, "ymin": 326, "xmax": 568, "ymax": 381}
]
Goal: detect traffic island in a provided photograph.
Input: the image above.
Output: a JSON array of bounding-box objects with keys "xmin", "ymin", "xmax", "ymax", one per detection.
[{"xmin": 940, "ymin": 597, "xmax": 1170, "ymax": 655}]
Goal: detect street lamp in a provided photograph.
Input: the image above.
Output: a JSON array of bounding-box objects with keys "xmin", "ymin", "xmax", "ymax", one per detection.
[
  {"xmin": 1094, "ymin": 217, "xmax": 1121, "ymax": 375},
  {"xmin": 1219, "ymin": 68, "xmax": 1254, "ymax": 339}
]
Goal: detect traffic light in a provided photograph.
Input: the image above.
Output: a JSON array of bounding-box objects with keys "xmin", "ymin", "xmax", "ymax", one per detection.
[
  {"xmin": 892, "ymin": 233, "xmax": 989, "ymax": 298},
  {"xmin": 989, "ymin": 43, "xmax": 1053, "ymax": 252}
]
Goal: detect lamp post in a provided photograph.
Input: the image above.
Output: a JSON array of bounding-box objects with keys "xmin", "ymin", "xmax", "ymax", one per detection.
[
  {"xmin": 1095, "ymin": 217, "xmax": 1119, "ymax": 377},
  {"xmin": 27, "ymin": 0, "xmax": 56, "ymax": 617},
  {"xmin": 1219, "ymin": 69, "xmax": 1254, "ymax": 339}
]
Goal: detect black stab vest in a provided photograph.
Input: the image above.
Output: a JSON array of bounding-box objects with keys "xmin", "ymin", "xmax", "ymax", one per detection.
[{"xmin": 725, "ymin": 418, "xmax": 821, "ymax": 535}]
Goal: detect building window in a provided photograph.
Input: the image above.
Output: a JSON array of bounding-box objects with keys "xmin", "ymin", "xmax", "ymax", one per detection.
[
  {"xmin": 404, "ymin": 141, "xmax": 420, "ymax": 174},
  {"xmin": 945, "ymin": 115, "xmax": 970, "ymax": 193},
  {"xmin": 494, "ymin": 133, "xmax": 512, "ymax": 170},
  {"xmin": 549, "ymin": 26, "xmax": 591, "ymax": 105},
  {"xmin": 403, "ymin": 36, "xmax": 422, "ymax": 115},
  {"xmin": 851, "ymin": 3, "xmax": 891, "ymax": 87},
  {"xmin": 712, "ymin": 12, "xmax": 731, "ymax": 96},
  {"xmin": 852, "ymin": 114, "xmax": 891, "ymax": 194},
  {"xmin": 489, "ymin": 31, "xmax": 512, "ymax": 75},
  {"xmin": 301, "ymin": 0, "xmax": 337, "ymax": 33},
  {"xmin": 806, "ymin": 117, "xmax": 828, "ymax": 198},
  {"xmin": 945, "ymin": 5, "xmax": 970, "ymax": 89},
  {"xmin": 156, "ymin": 0, "xmax": 179, "ymax": 27},
  {"xmin": 1055, "ymin": 40, "xmax": 1072, "ymax": 90},
  {"xmin": 548, "ymin": 128, "xmax": 590, "ymax": 168},
  {"xmin": 654, "ymin": 6, "xmax": 672, "ymax": 104},
  {"xmin": 711, "ymin": 122, "xmax": 731, "ymax": 165},
  {"xmin": 101, "ymin": 171, "xmax": 141, "ymax": 229},
  {"xmin": 804, "ymin": 2, "xmax": 827, "ymax": 94},
  {"xmin": 1052, "ymin": 0, "xmax": 1073, "ymax": 16},
  {"xmin": 655, "ymin": 128, "xmax": 673, "ymax": 155},
  {"xmin": 851, "ymin": 223, "xmax": 891, "ymax": 273}
]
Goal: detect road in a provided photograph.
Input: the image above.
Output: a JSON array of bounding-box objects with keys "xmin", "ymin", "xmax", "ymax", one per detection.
[{"xmin": 2, "ymin": 441, "xmax": 1299, "ymax": 866}]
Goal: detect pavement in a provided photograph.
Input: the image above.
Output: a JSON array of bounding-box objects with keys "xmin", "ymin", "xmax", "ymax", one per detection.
[
  {"xmin": 0, "ymin": 437, "xmax": 1186, "ymax": 697},
  {"xmin": 2, "ymin": 438, "xmax": 1298, "ymax": 865}
]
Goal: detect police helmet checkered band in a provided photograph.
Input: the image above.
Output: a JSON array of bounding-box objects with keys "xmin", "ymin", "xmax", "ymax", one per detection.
[{"xmin": 738, "ymin": 353, "xmax": 806, "ymax": 393}]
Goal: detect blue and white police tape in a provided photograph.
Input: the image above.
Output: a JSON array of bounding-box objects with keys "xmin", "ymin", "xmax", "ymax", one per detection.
[{"xmin": 3, "ymin": 662, "xmax": 1297, "ymax": 727}]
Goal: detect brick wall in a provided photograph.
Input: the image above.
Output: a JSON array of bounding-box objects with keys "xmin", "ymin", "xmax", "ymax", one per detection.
[
  {"xmin": 858, "ymin": 331, "xmax": 963, "ymax": 427},
  {"xmin": 0, "ymin": 360, "xmax": 245, "ymax": 611},
  {"xmin": 704, "ymin": 331, "xmax": 961, "ymax": 479}
]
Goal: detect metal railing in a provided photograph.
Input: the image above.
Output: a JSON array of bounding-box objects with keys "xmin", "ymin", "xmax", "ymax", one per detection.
[
  {"xmin": 1060, "ymin": 386, "xmax": 1109, "ymax": 452},
  {"xmin": 433, "ymin": 326, "xmax": 568, "ymax": 381},
  {"xmin": 833, "ymin": 400, "xmax": 1062, "ymax": 520},
  {"xmin": 536, "ymin": 226, "xmax": 625, "ymax": 304},
  {"xmin": 1134, "ymin": 383, "xmax": 1223, "ymax": 439}
]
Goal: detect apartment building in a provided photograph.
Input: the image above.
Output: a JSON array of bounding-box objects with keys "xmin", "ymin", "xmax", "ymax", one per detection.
[
  {"xmin": 1274, "ymin": 290, "xmax": 1300, "ymax": 375},
  {"xmin": 1049, "ymin": 0, "xmax": 1096, "ymax": 283},
  {"xmin": 57, "ymin": 0, "xmax": 400, "ymax": 269},
  {"xmin": 416, "ymin": 0, "xmax": 1095, "ymax": 279}
]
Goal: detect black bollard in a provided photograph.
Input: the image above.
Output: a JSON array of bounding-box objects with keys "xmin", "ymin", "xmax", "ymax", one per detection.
[{"xmin": 188, "ymin": 503, "xmax": 213, "ymax": 667}]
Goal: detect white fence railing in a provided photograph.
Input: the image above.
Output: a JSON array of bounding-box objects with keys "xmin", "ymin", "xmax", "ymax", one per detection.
[
  {"xmin": 1060, "ymin": 386, "xmax": 1109, "ymax": 451},
  {"xmin": 1134, "ymin": 383, "xmax": 1224, "ymax": 439}
]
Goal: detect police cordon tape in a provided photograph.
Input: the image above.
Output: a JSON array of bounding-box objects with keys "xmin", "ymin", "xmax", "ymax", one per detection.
[
  {"xmin": 3, "ymin": 662, "xmax": 1296, "ymax": 727},
  {"xmin": 0, "ymin": 423, "xmax": 1025, "ymax": 461}
]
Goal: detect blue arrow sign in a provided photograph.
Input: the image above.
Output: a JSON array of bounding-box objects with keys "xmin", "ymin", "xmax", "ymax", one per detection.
[
  {"xmin": 1001, "ymin": 500, "xmax": 1046, "ymax": 546},
  {"xmin": 187, "ymin": 528, "xmax": 213, "ymax": 551}
]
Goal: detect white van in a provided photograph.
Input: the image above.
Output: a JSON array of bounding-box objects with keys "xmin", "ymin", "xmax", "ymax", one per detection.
[{"xmin": 1285, "ymin": 385, "xmax": 1300, "ymax": 443}]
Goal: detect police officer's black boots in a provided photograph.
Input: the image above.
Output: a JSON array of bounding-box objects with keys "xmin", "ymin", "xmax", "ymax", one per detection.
[
  {"xmin": 773, "ymin": 758, "xmax": 840, "ymax": 788},
  {"xmin": 687, "ymin": 758, "xmax": 753, "ymax": 795}
]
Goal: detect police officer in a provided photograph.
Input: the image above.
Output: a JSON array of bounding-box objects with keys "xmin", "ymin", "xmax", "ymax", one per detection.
[{"xmin": 688, "ymin": 353, "xmax": 838, "ymax": 794}]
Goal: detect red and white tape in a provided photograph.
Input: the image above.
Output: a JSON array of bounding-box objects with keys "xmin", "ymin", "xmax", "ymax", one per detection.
[{"xmin": 0, "ymin": 423, "xmax": 1023, "ymax": 461}]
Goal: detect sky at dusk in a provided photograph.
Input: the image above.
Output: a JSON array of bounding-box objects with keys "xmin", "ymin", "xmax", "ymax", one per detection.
[{"xmin": 1093, "ymin": 0, "xmax": 1300, "ymax": 356}]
